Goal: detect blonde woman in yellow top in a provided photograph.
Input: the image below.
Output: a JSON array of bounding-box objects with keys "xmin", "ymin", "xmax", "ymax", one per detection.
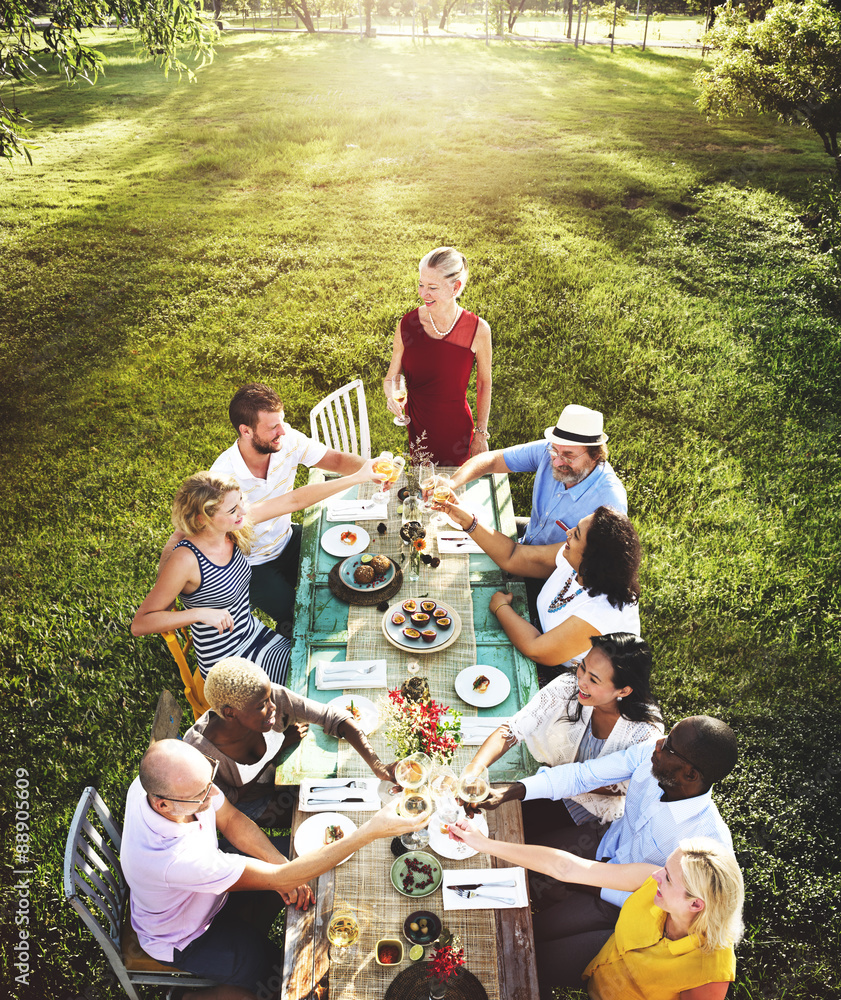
[{"xmin": 447, "ymin": 823, "xmax": 743, "ymax": 1000}]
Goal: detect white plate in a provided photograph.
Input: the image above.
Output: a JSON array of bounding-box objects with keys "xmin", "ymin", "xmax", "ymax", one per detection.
[
  {"xmin": 427, "ymin": 809, "xmax": 489, "ymax": 860},
  {"xmin": 293, "ymin": 812, "xmax": 358, "ymax": 865},
  {"xmin": 339, "ymin": 554, "xmax": 396, "ymax": 592},
  {"xmin": 381, "ymin": 599, "xmax": 462, "ymax": 654},
  {"xmin": 321, "ymin": 524, "xmax": 370, "ymax": 557},
  {"xmin": 454, "ymin": 665, "xmax": 511, "ymax": 708},
  {"xmin": 327, "ymin": 694, "xmax": 379, "ymax": 735}
]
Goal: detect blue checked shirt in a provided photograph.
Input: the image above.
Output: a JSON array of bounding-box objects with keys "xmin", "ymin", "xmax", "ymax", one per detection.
[
  {"xmin": 520, "ymin": 740, "xmax": 733, "ymax": 908},
  {"xmin": 502, "ymin": 441, "xmax": 627, "ymax": 547}
]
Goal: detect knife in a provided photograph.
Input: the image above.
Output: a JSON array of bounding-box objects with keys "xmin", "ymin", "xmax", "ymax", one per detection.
[
  {"xmin": 305, "ymin": 796, "xmax": 368, "ymax": 804},
  {"xmin": 449, "ymin": 880, "xmax": 517, "ymax": 890}
]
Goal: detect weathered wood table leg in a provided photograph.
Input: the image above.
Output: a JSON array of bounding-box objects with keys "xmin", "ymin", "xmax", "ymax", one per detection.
[
  {"xmin": 281, "ymin": 802, "xmax": 335, "ymax": 1000},
  {"xmin": 485, "ymin": 799, "xmax": 539, "ymax": 1000}
]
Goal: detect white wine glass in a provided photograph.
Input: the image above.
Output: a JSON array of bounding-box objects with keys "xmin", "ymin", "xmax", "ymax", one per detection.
[
  {"xmin": 370, "ymin": 451, "xmax": 395, "ymax": 505},
  {"xmin": 391, "ymin": 374, "xmax": 410, "ymax": 426},
  {"xmin": 327, "ymin": 906, "xmax": 361, "ymax": 964},
  {"xmin": 419, "ymin": 461, "xmax": 436, "ymax": 511},
  {"xmin": 430, "ymin": 766, "xmax": 461, "ymax": 837},
  {"xmin": 399, "ymin": 783, "xmax": 432, "ymax": 850},
  {"xmin": 395, "ymin": 752, "xmax": 432, "ymax": 790},
  {"xmin": 458, "ymin": 763, "xmax": 490, "ymax": 807},
  {"xmin": 430, "ymin": 474, "xmax": 453, "ymax": 528}
]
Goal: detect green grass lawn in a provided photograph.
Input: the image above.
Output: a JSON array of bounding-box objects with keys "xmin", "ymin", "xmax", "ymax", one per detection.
[{"xmin": 1, "ymin": 29, "xmax": 840, "ymax": 1000}]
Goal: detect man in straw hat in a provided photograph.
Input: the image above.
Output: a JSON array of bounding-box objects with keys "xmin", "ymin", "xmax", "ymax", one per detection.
[{"xmin": 448, "ymin": 403, "xmax": 627, "ymax": 547}]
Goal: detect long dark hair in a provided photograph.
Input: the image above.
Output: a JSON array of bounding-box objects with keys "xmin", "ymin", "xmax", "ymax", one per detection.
[
  {"xmin": 567, "ymin": 632, "xmax": 661, "ymax": 725},
  {"xmin": 577, "ymin": 505, "xmax": 641, "ymax": 610}
]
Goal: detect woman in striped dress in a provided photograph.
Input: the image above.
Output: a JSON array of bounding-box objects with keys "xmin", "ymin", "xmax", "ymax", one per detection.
[{"xmin": 132, "ymin": 462, "xmax": 382, "ymax": 684}]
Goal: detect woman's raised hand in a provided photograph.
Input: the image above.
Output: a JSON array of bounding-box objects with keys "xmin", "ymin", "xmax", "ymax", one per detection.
[{"xmin": 197, "ymin": 608, "xmax": 235, "ymax": 634}]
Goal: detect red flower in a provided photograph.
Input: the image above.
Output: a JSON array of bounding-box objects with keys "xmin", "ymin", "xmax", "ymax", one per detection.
[{"xmin": 427, "ymin": 942, "xmax": 465, "ymax": 984}]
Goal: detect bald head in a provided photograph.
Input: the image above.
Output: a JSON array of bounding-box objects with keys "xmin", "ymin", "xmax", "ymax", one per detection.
[
  {"xmin": 682, "ymin": 716, "xmax": 738, "ymax": 789},
  {"xmin": 140, "ymin": 739, "xmax": 212, "ymax": 800}
]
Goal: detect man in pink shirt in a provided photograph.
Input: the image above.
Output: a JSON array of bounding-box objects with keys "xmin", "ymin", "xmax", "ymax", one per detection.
[{"xmin": 122, "ymin": 740, "xmax": 424, "ymax": 1000}]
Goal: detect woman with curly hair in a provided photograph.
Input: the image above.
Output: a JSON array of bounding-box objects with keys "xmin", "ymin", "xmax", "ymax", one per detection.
[
  {"xmin": 435, "ymin": 500, "xmax": 641, "ymax": 680},
  {"xmin": 132, "ymin": 463, "xmax": 383, "ymax": 684}
]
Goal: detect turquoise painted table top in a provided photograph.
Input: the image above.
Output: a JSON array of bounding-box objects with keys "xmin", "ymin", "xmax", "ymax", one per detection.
[{"xmin": 277, "ymin": 472, "xmax": 539, "ymax": 782}]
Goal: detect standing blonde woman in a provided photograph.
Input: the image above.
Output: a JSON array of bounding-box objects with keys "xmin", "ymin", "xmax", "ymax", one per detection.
[
  {"xmin": 132, "ymin": 462, "xmax": 383, "ymax": 683},
  {"xmin": 384, "ymin": 246, "xmax": 492, "ymax": 465}
]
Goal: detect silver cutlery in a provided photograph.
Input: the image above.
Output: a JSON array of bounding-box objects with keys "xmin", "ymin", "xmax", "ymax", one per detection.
[
  {"xmin": 450, "ymin": 887, "xmax": 515, "ymax": 905},
  {"xmin": 309, "ymin": 781, "xmax": 367, "ymax": 791},
  {"xmin": 321, "ymin": 663, "xmax": 378, "ymax": 677},
  {"xmin": 449, "ymin": 880, "xmax": 517, "ymax": 890},
  {"xmin": 305, "ymin": 795, "xmax": 369, "ymax": 805}
]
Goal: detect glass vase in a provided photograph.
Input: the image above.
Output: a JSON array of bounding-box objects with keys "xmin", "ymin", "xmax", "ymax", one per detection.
[
  {"xmin": 408, "ymin": 542, "xmax": 421, "ymax": 582},
  {"xmin": 428, "ymin": 980, "xmax": 448, "ymax": 1000}
]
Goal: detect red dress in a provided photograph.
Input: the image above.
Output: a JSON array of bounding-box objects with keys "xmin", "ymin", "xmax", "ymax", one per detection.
[{"xmin": 400, "ymin": 307, "xmax": 479, "ymax": 466}]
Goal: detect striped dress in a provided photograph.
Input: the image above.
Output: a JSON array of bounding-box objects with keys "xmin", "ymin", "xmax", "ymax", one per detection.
[{"xmin": 175, "ymin": 540, "xmax": 291, "ymax": 685}]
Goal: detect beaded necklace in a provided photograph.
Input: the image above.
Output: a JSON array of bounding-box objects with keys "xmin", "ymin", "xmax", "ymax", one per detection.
[{"xmin": 548, "ymin": 568, "xmax": 585, "ymax": 612}]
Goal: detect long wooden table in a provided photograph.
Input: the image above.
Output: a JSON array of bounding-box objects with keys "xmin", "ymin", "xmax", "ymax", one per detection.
[
  {"xmin": 278, "ymin": 470, "xmax": 541, "ymax": 999},
  {"xmin": 282, "ymin": 799, "xmax": 538, "ymax": 1000}
]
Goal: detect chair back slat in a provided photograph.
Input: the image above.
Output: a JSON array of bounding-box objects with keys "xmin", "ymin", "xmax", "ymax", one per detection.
[
  {"xmin": 81, "ymin": 814, "xmax": 123, "ymax": 876},
  {"xmin": 74, "ymin": 835, "xmax": 123, "ymax": 908},
  {"xmin": 309, "ymin": 379, "xmax": 371, "ymax": 459}
]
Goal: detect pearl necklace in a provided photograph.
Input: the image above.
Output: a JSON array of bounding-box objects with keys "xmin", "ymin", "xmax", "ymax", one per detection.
[{"xmin": 428, "ymin": 306, "xmax": 462, "ymax": 338}]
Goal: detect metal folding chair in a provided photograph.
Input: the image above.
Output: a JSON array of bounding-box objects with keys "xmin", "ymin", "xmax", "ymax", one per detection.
[{"xmin": 309, "ymin": 378, "xmax": 371, "ymax": 459}]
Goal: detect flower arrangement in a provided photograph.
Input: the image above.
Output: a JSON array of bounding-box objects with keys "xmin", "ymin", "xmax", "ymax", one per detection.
[
  {"xmin": 381, "ymin": 684, "xmax": 462, "ymax": 763},
  {"xmin": 427, "ymin": 937, "xmax": 465, "ymax": 986}
]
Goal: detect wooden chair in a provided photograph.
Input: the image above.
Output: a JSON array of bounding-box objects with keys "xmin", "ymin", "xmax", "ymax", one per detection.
[
  {"xmin": 63, "ymin": 786, "xmax": 216, "ymax": 1000},
  {"xmin": 161, "ymin": 627, "xmax": 209, "ymax": 721},
  {"xmin": 309, "ymin": 378, "xmax": 371, "ymax": 459}
]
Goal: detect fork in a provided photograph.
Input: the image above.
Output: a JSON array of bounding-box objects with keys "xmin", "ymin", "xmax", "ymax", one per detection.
[
  {"xmin": 450, "ymin": 887, "xmax": 515, "ymax": 905},
  {"xmin": 309, "ymin": 780, "xmax": 367, "ymax": 792},
  {"xmin": 322, "ymin": 663, "xmax": 377, "ymax": 677}
]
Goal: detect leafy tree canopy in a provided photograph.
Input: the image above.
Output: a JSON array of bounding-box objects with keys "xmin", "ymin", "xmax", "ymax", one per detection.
[
  {"xmin": 696, "ymin": 0, "xmax": 841, "ymax": 181},
  {"xmin": 1, "ymin": 0, "xmax": 215, "ymax": 162}
]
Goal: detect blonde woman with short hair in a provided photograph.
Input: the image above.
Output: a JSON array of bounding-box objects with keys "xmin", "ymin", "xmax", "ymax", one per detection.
[{"xmin": 448, "ymin": 824, "xmax": 744, "ymax": 1000}]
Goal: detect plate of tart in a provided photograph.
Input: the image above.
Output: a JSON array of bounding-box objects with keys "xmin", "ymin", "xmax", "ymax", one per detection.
[
  {"xmin": 339, "ymin": 553, "xmax": 396, "ymax": 592},
  {"xmin": 381, "ymin": 598, "xmax": 461, "ymax": 654},
  {"xmin": 454, "ymin": 665, "xmax": 511, "ymax": 708},
  {"xmin": 327, "ymin": 694, "xmax": 379, "ymax": 735},
  {"xmin": 321, "ymin": 524, "xmax": 370, "ymax": 557},
  {"xmin": 293, "ymin": 812, "xmax": 358, "ymax": 865}
]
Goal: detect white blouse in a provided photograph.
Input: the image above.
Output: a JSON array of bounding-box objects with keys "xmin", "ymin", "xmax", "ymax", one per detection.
[
  {"xmin": 507, "ymin": 669, "xmax": 663, "ymax": 823},
  {"xmin": 536, "ymin": 550, "xmax": 641, "ymax": 666}
]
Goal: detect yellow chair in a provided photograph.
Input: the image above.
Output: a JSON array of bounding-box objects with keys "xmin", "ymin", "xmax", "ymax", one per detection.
[{"xmin": 161, "ymin": 627, "xmax": 209, "ymax": 720}]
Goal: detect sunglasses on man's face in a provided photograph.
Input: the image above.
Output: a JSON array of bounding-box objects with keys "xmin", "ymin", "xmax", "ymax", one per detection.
[
  {"xmin": 162, "ymin": 755, "xmax": 219, "ymax": 804},
  {"xmin": 661, "ymin": 734, "xmax": 704, "ymax": 778}
]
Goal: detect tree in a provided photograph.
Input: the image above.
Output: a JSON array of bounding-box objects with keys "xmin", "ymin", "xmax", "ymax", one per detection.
[
  {"xmin": 1, "ymin": 0, "xmax": 215, "ymax": 163},
  {"xmin": 696, "ymin": 0, "xmax": 841, "ymax": 181}
]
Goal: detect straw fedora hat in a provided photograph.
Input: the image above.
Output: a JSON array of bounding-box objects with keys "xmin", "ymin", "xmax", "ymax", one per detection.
[{"xmin": 544, "ymin": 405, "xmax": 609, "ymax": 446}]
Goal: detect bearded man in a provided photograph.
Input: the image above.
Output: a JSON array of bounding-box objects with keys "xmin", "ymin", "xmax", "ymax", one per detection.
[{"xmin": 447, "ymin": 404, "xmax": 627, "ymax": 547}]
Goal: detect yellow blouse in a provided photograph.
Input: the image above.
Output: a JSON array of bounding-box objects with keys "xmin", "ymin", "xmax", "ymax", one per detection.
[{"xmin": 583, "ymin": 877, "xmax": 736, "ymax": 1000}]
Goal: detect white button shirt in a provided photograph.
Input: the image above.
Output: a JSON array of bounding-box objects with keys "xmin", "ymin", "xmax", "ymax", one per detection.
[{"xmin": 520, "ymin": 740, "xmax": 733, "ymax": 907}]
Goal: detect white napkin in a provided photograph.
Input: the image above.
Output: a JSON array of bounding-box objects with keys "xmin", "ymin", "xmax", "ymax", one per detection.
[
  {"xmin": 436, "ymin": 531, "xmax": 484, "ymax": 555},
  {"xmin": 299, "ymin": 777, "xmax": 382, "ymax": 812},
  {"xmin": 326, "ymin": 497, "xmax": 388, "ymax": 522},
  {"xmin": 315, "ymin": 659, "xmax": 388, "ymax": 690},
  {"xmin": 442, "ymin": 867, "xmax": 529, "ymax": 910},
  {"xmin": 458, "ymin": 717, "xmax": 510, "ymax": 746}
]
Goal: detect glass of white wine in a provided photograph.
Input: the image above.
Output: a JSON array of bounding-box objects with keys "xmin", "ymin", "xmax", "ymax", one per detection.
[
  {"xmin": 370, "ymin": 451, "xmax": 396, "ymax": 505},
  {"xmin": 391, "ymin": 374, "xmax": 410, "ymax": 426},
  {"xmin": 327, "ymin": 906, "xmax": 361, "ymax": 964},
  {"xmin": 419, "ymin": 461, "xmax": 436, "ymax": 511},
  {"xmin": 430, "ymin": 473, "xmax": 453, "ymax": 527},
  {"xmin": 395, "ymin": 752, "xmax": 432, "ymax": 789},
  {"xmin": 399, "ymin": 783, "xmax": 433, "ymax": 851},
  {"xmin": 430, "ymin": 766, "xmax": 462, "ymax": 837},
  {"xmin": 458, "ymin": 763, "xmax": 490, "ymax": 807}
]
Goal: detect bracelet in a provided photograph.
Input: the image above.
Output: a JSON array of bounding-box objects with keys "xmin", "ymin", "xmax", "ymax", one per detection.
[
  {"xmin": 475, "ymin": 427, "xmax": 491, "ymax": 439},
  {"xmin": 490, "ymin": 600, "xmax": 509, "ymax": 616},
  {"xmin": 464, "ymin": 514, "xmax": 479, "ymax": 534}
]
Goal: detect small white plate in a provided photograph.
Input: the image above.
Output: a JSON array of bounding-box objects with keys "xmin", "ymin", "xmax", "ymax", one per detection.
[
  {"xmin": 293, "ymin": 812, "xmax": 358, "ymax": 865},
  {"xmin": 327, "ymin": 694, "xmax": 379, "ymax": 735},
  {"xmin": 339, "ymin": 554, "xmax": 396, "ymax": 592},
  {"xmin": 321, "ymin": 524, "xmax": 370, "ymax": 557},
  {"xmin": 427, "ymin": 809, "xmax": 489, "ymax": 860},
  {"xmin": 454, "ymin": 665, "xmax": 511, "ymax": 708}
]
